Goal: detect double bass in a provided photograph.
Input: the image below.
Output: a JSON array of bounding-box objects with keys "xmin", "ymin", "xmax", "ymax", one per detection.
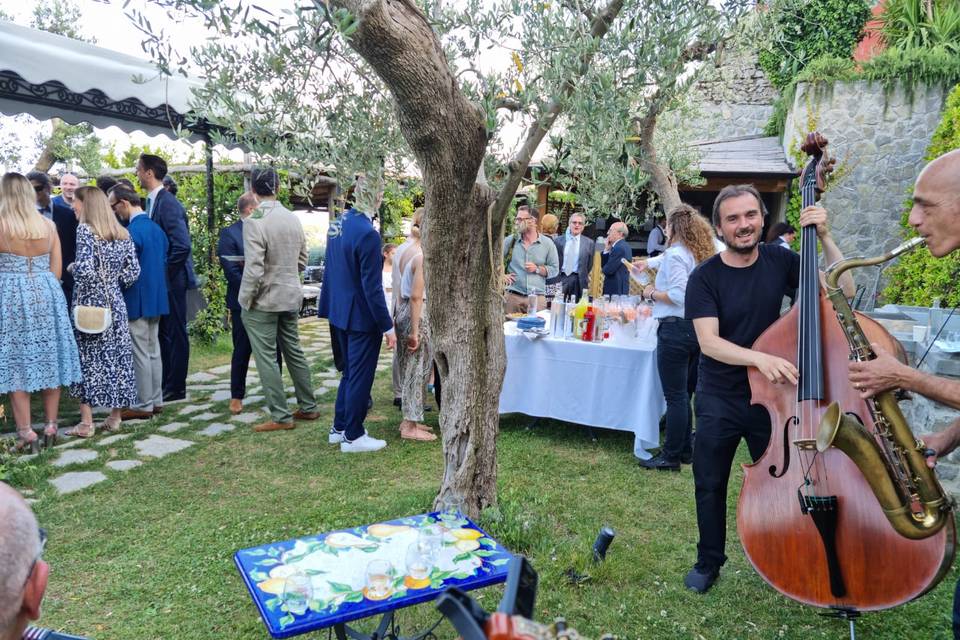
[{"xmin": 736, "ymin": 133, "xmax": 955, "ymax": 611}]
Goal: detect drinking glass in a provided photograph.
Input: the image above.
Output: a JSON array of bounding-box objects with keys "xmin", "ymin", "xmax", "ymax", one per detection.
[
  {"xmin": 527, "ymin": 291, "xmax": 539, "ymax": 315},
  {"xmin": 365, "ymin": 559, "xmax": 394, "ymax": 600},
  {"xmin": 405, "ymin": 543, "xmax": 433, "ymax": 581},
  {"xmin": 418, "ymin": 525, "xmax": 443, "ymax": 562},
  {"xmin": 282, "ymin": 573, "xmax": 313, "ymax": 616},
  {"xmin": 439, "ymin": 494, "xmax": 465, "ymax": 528}
]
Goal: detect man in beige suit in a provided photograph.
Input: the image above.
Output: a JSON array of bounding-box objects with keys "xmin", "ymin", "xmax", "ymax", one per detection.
[{"xmin": 239, "ymin": 167, "xmax": 319, "ymax": 432}]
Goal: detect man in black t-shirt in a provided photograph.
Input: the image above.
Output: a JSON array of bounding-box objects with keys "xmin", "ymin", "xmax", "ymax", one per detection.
[{"xmin": 682, "ymin": 184, "xmax": 853, "ymax": 594}]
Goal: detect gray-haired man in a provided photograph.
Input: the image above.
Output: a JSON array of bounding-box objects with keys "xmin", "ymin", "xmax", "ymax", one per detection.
[{"xmin": 0, "ymin": 483, "xmax": 48, "ymax": 640}]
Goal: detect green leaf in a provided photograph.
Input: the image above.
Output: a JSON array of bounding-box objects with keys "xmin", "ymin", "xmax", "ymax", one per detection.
[
  {"xmin": 474, "ymin": 550, "xmax": 496, "ymax": 557},
  {"xmin": 491, "ymin": 558, "xmax": 511, "ymax": 566},
  {"xmin": 344, "ymin": 592, "xmax": 364, "ymax": 603},
  {"xmin": 278, "ymin": 614, "xmax": 295, "ymax": 629},
  {"xmin": 327, "ymin": 581, "xmax": 355, "ymax": 593},
  {"xmin": 249, "ymin": 570, "xmax": 269, "ymax": 581},
  {"xmin": 452, "ymin": 552, "xmax": 472, "ymax": 563},
  {"xmin": 264, "ymin": 597, "xmax": 281, "ymax": 612}
]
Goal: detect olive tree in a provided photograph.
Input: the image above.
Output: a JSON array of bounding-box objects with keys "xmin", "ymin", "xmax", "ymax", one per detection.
[{"xmin": 133, "ymin": 0, "xmax": 746, "ymax": 517}]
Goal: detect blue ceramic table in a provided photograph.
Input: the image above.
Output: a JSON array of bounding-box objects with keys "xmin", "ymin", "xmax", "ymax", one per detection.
[{"xmin": 235, "ymin": 512, "xmax": 512, "ymax": 639}]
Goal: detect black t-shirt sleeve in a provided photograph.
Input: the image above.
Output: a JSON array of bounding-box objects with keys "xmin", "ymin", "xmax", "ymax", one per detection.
[
  {"xmin": 684, "ymin": 263, "xmax": 717, "ymax": 321},
  {"xmin": 786, "ymin": 247, "xmax": 801, "ymax": 289}
]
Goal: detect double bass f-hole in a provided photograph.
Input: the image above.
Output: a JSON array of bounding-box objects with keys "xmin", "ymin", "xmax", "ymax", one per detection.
[{"xmin": 769, "ymin": 415, "xmax": 799, "ymax": 478}]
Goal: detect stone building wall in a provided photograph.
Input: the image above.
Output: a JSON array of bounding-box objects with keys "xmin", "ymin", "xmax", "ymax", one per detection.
[
  {"xmin": 782, "ymin": 80, "xmax": 947, "ymax": 281},
  {"xmin": 686, "ymin": 46, "xmax": 779, "ymax": 141}
]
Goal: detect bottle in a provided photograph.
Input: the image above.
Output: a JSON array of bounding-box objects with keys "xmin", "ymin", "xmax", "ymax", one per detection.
[
  {"xmin": 583, "ymin": 303, "xmax": 596, "ymax": 342},
  {"xmin": 564, "ymin": 296, "xmax": 575, "ymax": 339},
  {"xmin": 551, "ymin": 297, "xmax": 565, "ymax": 337},
  {"xmin": 573, "ymin": 294, "xmax": 589, "ymax": 339},
  {"xmin": 928, "ymin": 297, "xmax": 943, "ymax": 343}
]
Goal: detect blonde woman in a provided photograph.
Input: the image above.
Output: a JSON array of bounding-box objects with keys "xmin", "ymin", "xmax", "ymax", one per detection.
[
  {"xmin": 66, "ymin": 186, "xmax": 140, "ymax": 437},
  {"xmin": 0, "ymin": 173, "xmax": 82, "ymax": 451},
  {"xmin": 637, "ymin": 204, "xmax": 717, "ymax": 471}
]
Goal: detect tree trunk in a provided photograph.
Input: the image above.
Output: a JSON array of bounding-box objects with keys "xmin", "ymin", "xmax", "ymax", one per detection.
[
  {"xmin": 33, "ymin": 118, "xmax": 64, "ymax": 173},
  {"xmin": 636, "ymin": 113, "xmax": 682, "ymax": 214},
  {"xmin": 338, "ymin": 0, "xmax": 503, "ymax": 517}
]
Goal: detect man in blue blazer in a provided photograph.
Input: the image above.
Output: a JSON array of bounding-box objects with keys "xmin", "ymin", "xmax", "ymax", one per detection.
[
  {"xmin": 218, "ymin": 191, "xmax": 284, "ymax": 415},
  {"xmin": 109, "ymin": 186, "xmax": 170, "ymax": 419},
  {"xmin": 601, "ymin": 221, "xmax": 632, "ymax": 296},
  {"xmin": 319, "ymin": 188, "xmax": 396, "ymax": 453},
  {"xmin": 136, "ymin": 154, "xmax": 196, "ymax": 402},
  {"xmin": 552, "ymin": 212, "xmax": 595, "ymax": 300},
  {"xmin": 27, "ymin": 171, "xmax": 78, "ymax": 306}
]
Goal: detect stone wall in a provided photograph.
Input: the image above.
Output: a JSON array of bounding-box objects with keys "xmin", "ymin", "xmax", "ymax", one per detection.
[
  {"xmin": 782, "ymin": 80, "xmax": 947, "ymax": 296},
  {"xmin": 687, "ymin": 46, "xmax": 778, "ymax": 141}
]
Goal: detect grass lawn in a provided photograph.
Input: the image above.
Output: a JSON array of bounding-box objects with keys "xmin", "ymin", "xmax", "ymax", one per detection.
[{"xmin": 2, "ymin": 318, "xmax": 957, "ymax": 639}]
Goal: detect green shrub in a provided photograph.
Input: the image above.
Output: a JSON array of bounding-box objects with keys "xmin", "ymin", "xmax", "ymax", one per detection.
[
  {"xmin": 756, "ymin": 0, "xmax": 872, "ymax": 90},
  {"xmin": 879, "ymin": 0, "xmax": 960, "ymax": 55},
  {"xmin": 882, "ymin": 82, "xmax": 960, "ymax": 307}
]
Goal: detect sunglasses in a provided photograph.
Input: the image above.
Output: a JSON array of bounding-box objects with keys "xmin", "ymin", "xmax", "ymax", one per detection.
[
  {"xmin": 21, "ymin": 528, "xmax": 47, "ymax": 590},
  {"xmin": 33, "ymin": 184, "xmax": 46, "ymax": 193}
]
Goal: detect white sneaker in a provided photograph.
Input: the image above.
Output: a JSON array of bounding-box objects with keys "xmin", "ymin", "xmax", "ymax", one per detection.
[
  {"xmin": 340, "ymin": 433, "xmax": 387, "ymax": 453},
  {"xmin": 328, "ymin": 427, "xmax": 345, "ymax": 444}
]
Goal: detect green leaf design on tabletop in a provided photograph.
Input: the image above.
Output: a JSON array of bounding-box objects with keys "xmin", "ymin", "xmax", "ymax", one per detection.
[
  {"xmin": 328, "ymin": 581, "xmax": 355, "ymax": 593},
  {"xmin": 278, "ymin": 614, "xmax": 295, "ymax": 628}
]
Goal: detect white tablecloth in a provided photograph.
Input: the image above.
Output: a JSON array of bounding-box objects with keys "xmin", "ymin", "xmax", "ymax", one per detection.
[{"xmin": 499, "ymin": 330, "xmax": 665, "ymax": 459}]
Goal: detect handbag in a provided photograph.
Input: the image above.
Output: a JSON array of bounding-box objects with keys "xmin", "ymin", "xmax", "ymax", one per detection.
[{"xmin": 72, "ymin": 240, "xmax": 113, "ymax": 335}]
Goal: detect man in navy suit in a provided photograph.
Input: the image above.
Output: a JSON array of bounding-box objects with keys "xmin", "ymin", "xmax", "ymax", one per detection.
[
  {"xmin": 552, "ymin": 212, "xmax": 595, "ymax": 300},
  {"xmin": 601, "ymin": 221, "xmax": 632, "ymax": 296},
  {"xmin": 319, "ymin": 182, "xmax": 396, "ymax": 453},
  {"xmin": 109, "ymin": 186, "xmax": 170, "ymax": 419},
  {"xmin": 136, "ymin": 153, "xmax": 196, "ymax": 403},
  {"xmin": 218, "ymin": 191, "xmax": 283, "ymax": 415},
  {"xmin": 27, "ymin": 171, "xmax": 78, "ymax": 306}
]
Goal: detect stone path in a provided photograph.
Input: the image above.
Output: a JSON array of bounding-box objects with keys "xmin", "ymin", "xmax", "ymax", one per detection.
[{"xmin": 15, "ymin": 318, "xmax": 358, "ymax": 497}]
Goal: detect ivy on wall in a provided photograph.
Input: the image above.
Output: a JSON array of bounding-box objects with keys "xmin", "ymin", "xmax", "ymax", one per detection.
[{"xmin": 882, "ymin": 82, "xmax": 960, "ymax": 308}]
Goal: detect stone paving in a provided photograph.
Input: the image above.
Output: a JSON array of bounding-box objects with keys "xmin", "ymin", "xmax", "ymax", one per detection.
[{"xmin": 13, "ymin": 318, "xmax": 355, "ymax": 496}]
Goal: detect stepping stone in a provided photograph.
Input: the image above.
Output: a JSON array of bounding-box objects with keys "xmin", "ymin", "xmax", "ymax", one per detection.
[
  {"xmin": 376, "ymin": 365, "xmax": 388, "ymax": 372},
  {"xmin": 186, "ymin": 371, "xmax": 218, "ymax": 383},
  {"xmin": 316, "ymin": 371, "xmax": 337, "ymax": 379},
  {"xmin": 158, "ymin": 422, "xmax": 189, "ymax": 433},
  {"xmin": 134, "ymin": 435, "xmax": 195, "ymax": 458},
  {"xmin": 94, "ymin": 434, "xmax": 132, "ymax": 447},
  {"xmin": 213, "ymin": 383, "xmax": 232, "ymax": 390},
  {"xmin": 25, "ymin": 498, "xmax": 38, "ymax": 505},
  {"xmin": 322, "ymin": 380, "xmax": 340, "ymax": 389},
  {"xmin": 210, "ymin": 390, "xmax": 232, "ymax": 402},
  {"xmin": 179, "ymin": 404, "xmax": 208, "ymax": 416},
  {"xmin": 52, "ymin": 449, "xmax": 98, "ymax": 468},
  {"xmin": 209, "ymin": 364, "xmax": 232, "ymax": 375},
  {"xmin": 50, "ymin": 471, "xmax": 107, "ymax": 495},
  {"xmin": 246, "ymin": 395, "xmax": 264, "ymax": 404},
  {"xmin": 106, "ymin": 460, "xmax": 143, "ymax": 472},
  {"xmin": 192, "ymin": 412, "xmax": 222, "ymax": 422},
  {"xmin": 188, "ymin": 384, "xmax": 221, "ymax": 391},
  {"xmin": 54, "ymin": 438, "xmax": 84, "ymax": 450},
  {"xmin": 232, "ymin": 413, "xmax": 262, "ymax": 424},
  {"xmin": 163, "ymin": 394, "xmax": 192, "ymax": 406},
  {"xmin": 247, "ymin": 386, "xmax": 262, "ymax": 394},
  {"xmin": 285, "ymin": 386, "xmax": 295, "ymax": 393},
  {"xmin": 198, "ymin": 422, "xmax": 236, "ymax": 437},
  {"xmin": 287, "ymin": 397, "xmax": 298, "ymax": 405}
]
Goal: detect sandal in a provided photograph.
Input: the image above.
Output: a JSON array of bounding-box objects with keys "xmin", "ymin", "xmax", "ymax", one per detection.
[
  {"xmin": 101, "ymin": 417, "xmax": 122, "ymax": 433},
  {"xmin": 43, "ymin": 422, "xmax": 58, "ymax": 448},
  {"xmin": 400, "ymin": 424, "xmax": 437, "ymax": 442},
  {"xmin": 15, "ymin": 428, "xmax": 40, "ymax": 454},
  {"xmin": 65, "ymin": 422, "xmax": 95, "ymax": 438}
]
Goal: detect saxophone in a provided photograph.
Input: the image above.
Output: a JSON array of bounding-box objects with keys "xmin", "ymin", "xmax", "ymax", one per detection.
[{"xmin": 816, "ymin": 236, "xmax": 954, "ymax": 540}]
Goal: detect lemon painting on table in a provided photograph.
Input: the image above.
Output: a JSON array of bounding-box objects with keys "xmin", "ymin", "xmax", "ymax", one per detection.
[{"xmin": 235, "ymin": 512, "xmax": 513, "ymax": 638}]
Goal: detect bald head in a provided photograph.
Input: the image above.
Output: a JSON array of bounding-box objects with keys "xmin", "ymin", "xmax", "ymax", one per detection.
[
  {"xmin": 909, "ymin": 149, "xmax": 960, "ymax": 258},
  {"xmin": 608, "ymin": 221, "xmax": 628, "ymax": 243},
  {"xmin": 0, "ymin": 483, "xmax": 43, "ymax": 637}
]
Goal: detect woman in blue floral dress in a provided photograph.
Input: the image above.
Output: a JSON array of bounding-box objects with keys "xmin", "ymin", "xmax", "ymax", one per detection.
[
  {"xmin": 0, "ymin": 173, "xmax": 82, "ymax": 451},
  {"xmin": 66, "ymin": 186, "xmax": 140, "ymax": 437}
]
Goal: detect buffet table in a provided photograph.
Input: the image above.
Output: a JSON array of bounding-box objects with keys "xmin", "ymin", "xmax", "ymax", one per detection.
[{"xmin": 499, "ymin": 324, "xmax": 665, "ymax": 459}]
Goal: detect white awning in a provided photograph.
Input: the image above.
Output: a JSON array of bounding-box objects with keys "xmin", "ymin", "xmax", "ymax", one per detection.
[{"xmin": 0, "ymin": 19, "xmax": 211, "ymax": 141}]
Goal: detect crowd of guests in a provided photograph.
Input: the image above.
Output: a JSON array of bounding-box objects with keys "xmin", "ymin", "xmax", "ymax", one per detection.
[{"xmin": 0, "ymin": 155, "xmax": 194, "ymax": 450}]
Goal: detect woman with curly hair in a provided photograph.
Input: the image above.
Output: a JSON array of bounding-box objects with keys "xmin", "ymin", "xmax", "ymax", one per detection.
[{"xmin": 638, "ymin": 204, "xmax": 717, "ymax": 471}]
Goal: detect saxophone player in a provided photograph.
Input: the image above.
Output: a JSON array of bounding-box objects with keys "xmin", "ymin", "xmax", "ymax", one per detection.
[{"xmin": 847, "ymin": 148, "xmax": 960, "ymax": 637}]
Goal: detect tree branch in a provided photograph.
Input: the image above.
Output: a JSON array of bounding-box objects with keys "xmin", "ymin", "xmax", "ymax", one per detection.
[
  {"xmin": 490, "ymin": 0, "xmax": 625, "ymax": 224},
  {"xmin": 560, "ymin": 0, "xmax": 594, "ymax": 22},
  {"xmin": 494, "ymin": 97, "xmax": 522, "ymax": 112}
]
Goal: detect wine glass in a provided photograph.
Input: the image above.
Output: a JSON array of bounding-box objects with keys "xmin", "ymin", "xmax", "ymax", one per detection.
[{"xmin": 282, "ymin": 573, "xmax": 312, "ymax": 616}]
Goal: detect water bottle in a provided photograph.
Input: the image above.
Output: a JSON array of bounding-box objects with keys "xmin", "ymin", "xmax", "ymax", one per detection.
[{"xmin": 551, "ymin": 297, "xmax": 565, "ymax": 337}]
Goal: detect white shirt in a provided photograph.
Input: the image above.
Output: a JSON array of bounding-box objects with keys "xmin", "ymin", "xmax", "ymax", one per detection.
[
  {"xmin": 146, "ymin": 185, "xmax": 164, "ymax": 218},
  {"xmin": 562, "ymin": 232, "xmax": 580, "ymax": 275},
  {"xmin": 652, "ymin": 244, "xmax": 696, "ymax": 320}
]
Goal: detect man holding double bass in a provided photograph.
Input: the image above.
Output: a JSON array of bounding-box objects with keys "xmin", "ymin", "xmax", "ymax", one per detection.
[
  {"xmin": 847, "ymin": 149, "xmax": 960, "ymax": 635},
  {"xmin": 682, "ymin": 183, "xmax": 853, "ymax": 594}
]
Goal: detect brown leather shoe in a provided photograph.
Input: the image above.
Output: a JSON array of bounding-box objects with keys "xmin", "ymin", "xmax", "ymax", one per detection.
[
  {"xmin": 253, "ymin": 421, "xmax": 296, "ymax": 432},
  {"xmin": 120, "ymin": 409, "xmax": 153, "ymax": 420},
  {"xmin": 152, "ymin": 406, "xmax": 164, "ymax": 415},
  {"xmin": 229, "ymin": 399, "xmax": 243, "ymax": 415},
  {"xmin": 293, "ymin": 410, "xmax": 320, "ymax": 421}
]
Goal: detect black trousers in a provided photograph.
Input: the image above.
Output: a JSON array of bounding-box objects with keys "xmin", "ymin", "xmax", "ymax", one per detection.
[
  {"xmin": 230, "ymin": 310, "xmax": 283, "ymax": 400},
  {"xmin": 160, "ymin": 285, "xmax": 189, "ymax": 398},
  {"xmin": 655, "ymin": 319, "xmax": 699, "ymax": 462},
  {"xmin": 692, "ymin": 391, "xmax": 771, "ymax": 571},
  {"xmin": 559, "ymin": 273, "xmax": 583, "ymax": 301}
]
